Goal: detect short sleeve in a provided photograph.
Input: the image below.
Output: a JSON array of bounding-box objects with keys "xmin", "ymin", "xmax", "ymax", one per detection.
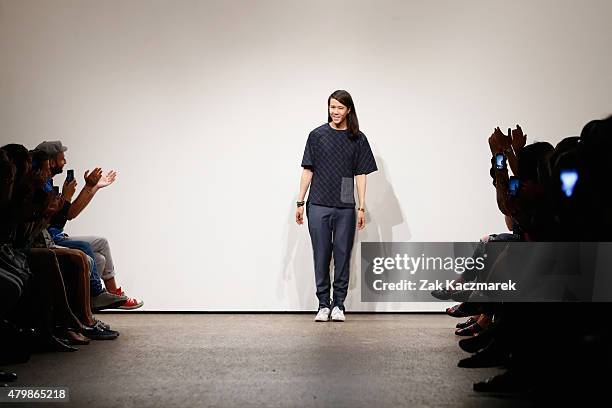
[
  {"xmin": 354, "ymin": 135, "xmax": 378, "ymax": 175},
  {"xmin": 301, "ymin": 132, "xmax": 316, "ymax": 169}
]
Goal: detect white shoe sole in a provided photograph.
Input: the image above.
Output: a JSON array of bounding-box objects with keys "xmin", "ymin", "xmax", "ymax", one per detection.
[
  {"xmin": 331, "ymin": 317, "xmax": 345, "ymax": 322},
  {"xmin": 118, "ymin": 301, "xmax": 144, "ymax": 310}
]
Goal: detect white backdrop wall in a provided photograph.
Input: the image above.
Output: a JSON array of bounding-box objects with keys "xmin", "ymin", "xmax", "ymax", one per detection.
[{"xmin": 1, "ymin": 0, "xmax": 610, "ymax": 311}]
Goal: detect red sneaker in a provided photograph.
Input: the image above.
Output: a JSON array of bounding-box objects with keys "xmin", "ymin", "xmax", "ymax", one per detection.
[{"xmin": 114, "ymin": 287, "xmax": 144, "ymax": 310}]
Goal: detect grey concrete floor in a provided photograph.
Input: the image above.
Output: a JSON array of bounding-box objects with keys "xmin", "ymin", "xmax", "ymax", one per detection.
[{"xmin": 1, "ymin": 314, "xmax": 534, "ymax": 407}]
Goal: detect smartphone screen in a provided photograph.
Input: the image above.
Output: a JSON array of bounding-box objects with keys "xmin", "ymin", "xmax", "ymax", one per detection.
[
  {"xmin": 66, "ymin": 169, "xmax": 74, "ymax": 183},
  {"xmin": 508, "ymin": 177, "xmax": 520, "ymax": 196},
  {"xmin": 495, "ymin": 153, "xmax": 506, "ymax": 170},
  {"xmin": 560, "ymin": 169, "xmax": 579, "ymax": 197}
]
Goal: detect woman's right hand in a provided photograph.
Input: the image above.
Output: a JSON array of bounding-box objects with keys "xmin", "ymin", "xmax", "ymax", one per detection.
[{"xmin": 295, "ymin": 206, "xmax": 304, "ymax": 225}]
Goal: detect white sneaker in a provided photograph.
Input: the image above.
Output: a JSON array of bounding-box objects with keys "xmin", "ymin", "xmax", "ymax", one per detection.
[
  {"xmin": 315, "ymin": 307, "xmax": 330, "ymax": 322},
  {"xmin": 331, "ymin": 306, "xmax": 345, "ymax": 322}
]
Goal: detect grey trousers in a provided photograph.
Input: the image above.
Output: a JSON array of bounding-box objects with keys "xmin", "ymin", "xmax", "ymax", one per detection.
[
  {"xmin": 307, "ymin": 203, "xmax": 356, "ymax": 311},
  {"xmin": 62, "ymin": 236, "xmax": 115, "ymax": 281}
]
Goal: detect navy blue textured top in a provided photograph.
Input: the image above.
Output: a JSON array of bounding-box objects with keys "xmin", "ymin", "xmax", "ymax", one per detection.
[{"xmin": 301, "ymin": 123, "xmax": 377, "ymax": 208}]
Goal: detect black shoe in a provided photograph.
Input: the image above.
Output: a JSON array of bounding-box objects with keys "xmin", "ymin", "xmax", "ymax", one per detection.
[
  {"xmin": 458, "ymin": 340, "xmax": 509, "ymax": 368},
  {"xmin": 473, "ymin": 370, "xmax": 528, "ymax": 393},
  {"xmin": 459, "ymin": 323, "xmax": 497, "ymax": 353},
  {"xmin": 92, "ymin": 318, "xmax": 118, "ymax": 336},
  {"xmin": 92, "ymin": 318, "xmax": 111, "ymax": 331},
  {"xmin": 446, "ymin": 303, "xmax": 483, "ymax": 318},
  {"xmin": 456, "ymin": 316, "xmax": 478, "ymax": 329},
  {"xmin": 0, "ymin": 372, "xmax": 17, "ymax": 382},
  {"xmin": 94, "ymin": 321, "xmax": 119, "ymax": 337},
  {"xmin": 82, "ymin": 323, "xmax": 119, "ymax": 340}
]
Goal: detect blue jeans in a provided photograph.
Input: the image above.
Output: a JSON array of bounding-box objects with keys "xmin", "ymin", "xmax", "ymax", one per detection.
[
  {"xmin": 54, "ymin": 237, "xmax": 104, "ymax": 296},
  {"xmin": 307, "ymin": 203, "xmax": 356, "ymax": 311}
]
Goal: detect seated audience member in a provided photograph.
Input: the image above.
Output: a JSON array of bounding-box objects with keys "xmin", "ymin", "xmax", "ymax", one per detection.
[
  {"xmin": 1, "ymin": 148, "xmax": 24, "ymax": 384},
  {"xmin": 0, "ymin": 149, "xmax": 23, "ymax": 318},
  {"xmin": 35, "ymin": 141, "xmax": 142, "ymax": 310},
  {"xmin": 1, "ymin": 144, "xmax": 81, "ymax": 352},
  {"xmin": 30, "ymin": 149, "xmax": 119, "ymax": 341},
  {"xmin": 449, "ymin": 118, "xmax": 612, "ymax": 397}
]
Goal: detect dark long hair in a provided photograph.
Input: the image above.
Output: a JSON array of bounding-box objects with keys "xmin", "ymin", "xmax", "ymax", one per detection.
[
  {"xmin": 1, "ymin": 144, "xmax": 30, "ymax": 187},
  {"xmin": 517, "ymin": 141, "xmax": 554, "ymax": 182},
  {"xmin": 327, "ymin": 90, "xmax": 360, "ymax": 140}
]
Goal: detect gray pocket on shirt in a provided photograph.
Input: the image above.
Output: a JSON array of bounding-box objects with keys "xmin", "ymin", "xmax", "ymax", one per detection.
[{"xmin": 340, "ymin": 177, "xmax": 354, "ymax": 203}]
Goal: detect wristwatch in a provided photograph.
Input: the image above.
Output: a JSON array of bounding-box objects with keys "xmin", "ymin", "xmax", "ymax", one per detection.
[
  {"xmin": 296, "ymin": 201, "xmax": 305, "ymax": 207},
  {"xmin": 357, "ymin": 207, "xmax": 365, "ymax": 212}
]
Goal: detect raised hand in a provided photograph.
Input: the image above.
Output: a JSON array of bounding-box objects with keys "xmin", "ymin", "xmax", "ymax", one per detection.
[
  {"xmin": 488, "ymin": 127, "xmax": 511, "ymax": 154},
  {"xmin": 511, "ymin": 124, "xmax": 527, "ymax": 153},
  {"xmin": 84, "ymin": 168, "xmax": 103, "ymax": 187},
  {"xmin": 96, "ymin": 170, "xmax": 117, "ymax": 189}
]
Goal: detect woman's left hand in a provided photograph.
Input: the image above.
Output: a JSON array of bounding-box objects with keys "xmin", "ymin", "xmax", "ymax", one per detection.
[{"xmin": 357, "ymin": 210, "xmax": 366, "ymax": 230}]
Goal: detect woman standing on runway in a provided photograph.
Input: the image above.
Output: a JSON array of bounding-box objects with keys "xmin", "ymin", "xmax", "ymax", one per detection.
[{"xmin": 295, "ymin": 90, "xmax": 377, "ymax": 322}]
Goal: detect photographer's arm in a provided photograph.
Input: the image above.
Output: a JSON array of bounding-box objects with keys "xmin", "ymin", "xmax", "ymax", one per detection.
[
  {"xmin": 494, "ymin": 168, "xmax": 511, "ymax": 216},
  {"xmin": 507, "ymin": 125, "xmax": 528, "ymax": 176},
  {"xmin": 489, "ymin": 127, "xmax": 513, "ymax": 215},
  {"xmin": 506, "ymin": 149, "xmax": 519, "ymax": 176}
]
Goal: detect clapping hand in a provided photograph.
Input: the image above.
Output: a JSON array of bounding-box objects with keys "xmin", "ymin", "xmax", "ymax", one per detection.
[
  {"xmin": 488, "ymin": 127, "xmax": 512, "ymax": 154},
  {"xmin": 84, "ymin": 168, "xmax": 103, "ymax": 187},
  {"xmin": 84, "ymin": 168, "xmax": 117, "ymax": 189},
  {"xmin": 511, "ymin": 125, "xmax": 527, "ymax": 153},
  {"xmin": 97, "ymin": 170, "xmax": 117, "ymax": 189}
]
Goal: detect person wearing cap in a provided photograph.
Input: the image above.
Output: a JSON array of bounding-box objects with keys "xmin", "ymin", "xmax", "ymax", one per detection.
[
  {"xmin": 27, "ymin": 149, "xmax": 119, "ymax": 339},
  {"xmin": 35, "ymin": 141, "xmax": 143, "ymax": 311}
]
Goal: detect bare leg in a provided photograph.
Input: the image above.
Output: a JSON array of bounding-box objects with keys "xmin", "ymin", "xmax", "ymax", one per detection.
[{"xmin": 103, "ymin": 276, "xmax": 118, "ymax": 292}]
